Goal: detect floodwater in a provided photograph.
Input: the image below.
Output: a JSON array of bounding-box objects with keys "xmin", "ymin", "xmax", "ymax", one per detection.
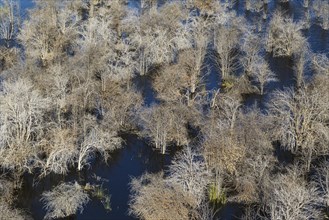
[{"xmin": 12, "ymin": 0, "xmax": 329, "ymax": 219}]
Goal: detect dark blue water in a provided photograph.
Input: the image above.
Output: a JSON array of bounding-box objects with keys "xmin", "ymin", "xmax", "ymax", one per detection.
[
  {"xmin": 14, "ymin": 0, "xmax": 329, "ymax": 219},
  {"xmin": 19, "ymin": 0, "xmax": 34, "ymax": 16}
]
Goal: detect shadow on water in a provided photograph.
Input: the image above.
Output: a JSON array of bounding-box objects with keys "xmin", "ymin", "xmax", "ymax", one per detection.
[
  {"xmin": 217, "ymin": 202, "xmax": 244, "ymax": 220},
  {"xmin": 133, "ymin": 74, "xmax": 158, "ymax": 106},
  {"xmin": 273, "ymin": 142, "xmax": 295, "ymax": 166},
  {"xmin": 268, "ymin": 55, "xmax": 295, "ymax": 90},
  {"xmin": 242, "ymin": 93, "xmax": 266, "ymax": 110},
  {"xmin": 305, "ymin": 25, "xmax": 329, "ymax": 54},
  {"xmin": 204, "ymin": 50, "xmax": 220, "ymax": 92}
]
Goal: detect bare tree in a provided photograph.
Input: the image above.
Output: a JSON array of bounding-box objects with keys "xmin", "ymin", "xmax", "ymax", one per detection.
[
  {"xmin": 268, "ymin": 87, "xmax": 329, "ymax": 171},
  {"xmin": 0, "ymin": 0, "xmax": 20, "ymax": 42},
  {"xmin": 167, "ymin": 146, "xmax": 210, "ymax": 204},
  {"xmin": 210, "ymin": 94, "xmax": 242, "ymax": 132},
  {"xmin": 122, "ymin": 2, "xmax": 189, "ymax": 75},
  {"xmin": 250, "ymin": 56, "xmax": 277, "ymax": 95},
  {"xmin": 41, "ymin": 128, "xmax": 77, "ymax": 176},
  {"xmin": 241, "ymin": 30, "xmax": 263, "ymax": 76},
  {"xmin": 266, "ymin": 11, "xmax": 306, "ymax": 57},
  {"xmin": 153, "ymin": 61, "xmax": 207, "ymax": 109},
  {"xmin": 41, "ymin": 182, "xmax": 90, "ymax": 219},
  {"xmin": 314, "ymin": 160, "xmax": 329, "ymax": 213},
  {"xmin": 129, "ymin": 173, "xmax": 197, "ymax": 220},
  {"xmin": 98, "ymin": 78, "xmax": 143, "ymax": 129},
  {"xmin": 303, "ymin": 0, "xmax": 310, "ymax": 8},
  {"xmin": 203, "ymin": 125, "xmax": 245, "ymax": 176},
  {"xmin": 293, "ymin": 46, "xmax": 310, "ymax": 88},
  {"xmin": 202, "ymin": 123, "xmax": 243, "ymax": 207},
  {"xmin": 0, "ymin": 46, "xmax": 19, "ymax": 71},
  {"xmin": 231, "ymin": 108, "xmax": 275, "ymax": 204},
  {"xmin": 0, "ymin": 78, "xmax": 49, "ymax": 174},
  {"xmin": 313, "ymin": 0, "xmax": 329, "ymax": 30},
  {"xmin": 77, "ymin": 128, "xmax": 121, "ymax": 171},
  {"xmin": 140, "ymin": 104, "xmax": 189, "ymax": 154},
  {"xmin": 153, "ymin": 63, "xmax": 190, "ymax": 103},
  {"xmin": 140, "ymin": 0, "xmax": 157, "ymax": 10},
  {"xmin": 0, "ymin": 177, "xmax": 32, "ymax": 219},
  {"xmin": 265, "ymin": 167, "xmax": 321, "ymax": 220},
  {"xmin": 18, "ymin": 0, "xmax": 79, "ymax": 66},
  {"xmin": 0, "ymin": 200, "xmax": 30, "ymax": 220},
  {"xmin": 187, "ymin": 0, "xmax": 230, "ymax": 17},
  {"xmin": 77, "ymin": 16, "xmax": 135, "ymax": 90},
  {"xmin": 178, "ymin": 14, "xmax": 211, "ymax": 101},
  {"xmin": 312, "ymin": 53, "xmax": 329, "ymax": 75},
  {"xmin": 214, "ymin": 23, "xmax": 242, "ymax": 81},
  {"xmin": 245, "ymin": 0, "xmax": 269, "ymax": 19}
]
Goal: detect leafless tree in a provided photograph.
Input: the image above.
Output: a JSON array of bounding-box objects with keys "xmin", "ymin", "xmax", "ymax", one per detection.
[
  {"xmin": 167, "ymin": 146, "xmax": 211, "ymax": 204},
  {"xmin": 245, "ymin": 0, "xmax": 269, "ymax": 19},
  {"xmin": 293, "ymin": 46, "xmax": 310, "ymax": 88},
  {"xmin": 0, "ymin": 0, "xmax": 20, "ymax": 42},
  {"xmin": 0, "ymin": 200, "xmax": 30, "ymax": 220},
  {"xmin": 0, "ymin": 46, "xmax": 19, "ymax": 71},
  {"xmin": 140, "ymin": 104, "xmax": 189, "ymax": 154},
  {"xmin": 214, "ymin": 23, "xmax": 242, "ymax": 80},
  {"xmin": 210, "ymin": 94, "xmax": 242, "ymax": 132},
  {"xmin": 303, "ymin": 0, "xmax": 310, "ymax": 8},
  {"xmin": 265, "ymin": 167, "xmax": 321, "ymax": 220},
  {"xmin": 100, "ymin": 80, "xmax": 143, "ymax": 129},
  {"xmin": 0, "ymin": 78, "xmax": 49, "ymax": 174},
  {"xmin": 140, "ymin": 0, "xmax": 157, "ymax": 10},
  {"xmin": 231, "ymin": 109, "xmax": 274, "ymax": 204},
  {"xmin": 250, "ymin": 56, "xmax": 277, "ymax": 95},
  {"xmin": 129, "ymin": 172, "xmax": 197, "ymax": 220},
  {"xmin": 314, "ymin": 160, "xmax": 329, "ymax": 213},
  {"xmin": 18, "ymin": 0, "xmax": 79, "ymax": 66},
  {"xmin": 187, "ymin": 0, "xmax": 230, "ymax": 17},
  {"xmin": 77, "ymin": 16, "xmax": 135, "ymax": 90},
  {"xmin": 194, "ymin": 200, "xmax": 218, "ymax": 220},
  {"xmin": 153, "ymin": 64, "xmax": 190, "ymax": 103},
  {"xmin": 77, "ymin": 128, "xmax": 121, "ymax": 171},
  {"xmin": 313, "ymin": 0, "xmax": 329, "ymax": 30},
  {"xmin": 203, "ymin": 125, "xmax": 244, "ymax": 176},
  {"xmin": 268, "ymin": 87, "xmax": 329, "ymax": 171},
  {"xmin": 41, "ymin": 182, "xmax": 90, "ymax": 219},
  {"xmin": 241, "ymin": 30, "xmax": 263, "ymax": 76},
  {"xmin": 312, "ymin": 53, "xmax": 329, "ymax": 75},
  {"xmin": 0, "ymin": 177, "xmax": 31, "ymax": 220},
  {"xmin": 266, "ymin": 11, "xmax": 306, "ymax": 57},
  {"xmin": 123, "ymin": 2, "xmax": 189, "ymax": 75},
  {"xmin": 41, "ymin": 128, "xmax": 77, "ymax": 176},
  {"xmin": 153, "ymin": 62, "xmax": 208, "ymax": 109},
  {"xmin": 178, "ymin": 14, "xmax": 211, "ymax": 102}
]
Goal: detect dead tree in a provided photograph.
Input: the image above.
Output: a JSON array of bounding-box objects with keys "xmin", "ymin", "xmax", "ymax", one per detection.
[
  {"xmin": 41, "ymin": 182, "xmax": 90, "ymax": 219},
  {"xmin": 266, "ymin": 11, "xmax": 306, "ymax": 57},
  {"xmin": 140, "ymin": 104, "xmax": 189, "ymax": 154},
  {"xmin": 0, "ymin": 0, "xmax": 20, "ymax": 42},
  {"xmin": 250, "ymin": 56, "xmax": 277, "ymax": 95},
  {"xmin": 313, "ymin": 0, "xmax": 329, "ymax": 30},
  {"xmin": 214, "ymin": 25, "xmax": 241, "ymax": 81},
  {"xmin": 0, "ymin": 79, "xmax": 49, "ymax": 174},
  {"xmin": 129, "ymin": 173, "xmax": 197, "ymax": 220},
  {"xmin": 268, "ymin": 87, "xmax": 329, "ymax": 171},
  {"xmin": 265, "ymin": 167, "xmax": 321, "ymax": 220},
  {"xmin": 167, "ymin": 146, "xmax": 210, "ymax": 204}
]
